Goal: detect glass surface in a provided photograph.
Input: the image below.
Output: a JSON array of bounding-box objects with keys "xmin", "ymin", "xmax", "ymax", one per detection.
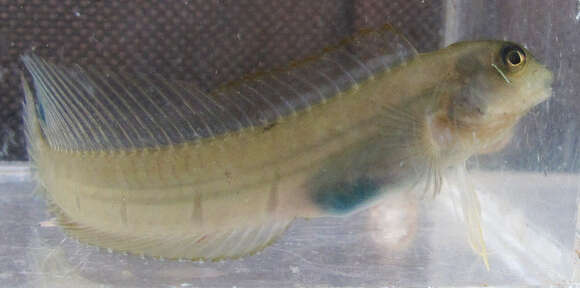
[
  {"xmin": 0, "ymin": 166, "xmax": 577, "ymax": 287},
  {"xmin": 0, "ymin": 0, "xmax": 579, "ymax": 287}
]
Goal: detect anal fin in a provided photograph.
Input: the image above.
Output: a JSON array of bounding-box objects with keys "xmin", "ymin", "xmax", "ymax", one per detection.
[{"xmin": 51, "ymin": 204, "xmax": 293, "ymax": 261}]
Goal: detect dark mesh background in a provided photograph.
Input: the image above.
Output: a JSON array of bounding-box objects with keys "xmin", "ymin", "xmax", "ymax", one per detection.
[{"xmin": 0, "ymin": 0, "xmax": 443, "ymax": 161}]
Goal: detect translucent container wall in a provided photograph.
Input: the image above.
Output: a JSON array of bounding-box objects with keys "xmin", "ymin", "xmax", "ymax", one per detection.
[{"xmin": 0, "ymin": 0, "xmax": 578, "ymax": 287}]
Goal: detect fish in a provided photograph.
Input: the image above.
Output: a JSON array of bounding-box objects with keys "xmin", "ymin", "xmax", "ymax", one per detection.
[{"xmin": 21, "ymin": 24, "xmax": 553, "ymax": 264}]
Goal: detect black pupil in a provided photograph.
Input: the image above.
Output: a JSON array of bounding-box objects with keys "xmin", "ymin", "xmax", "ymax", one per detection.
[{"xmin": 508, "ymin": 51, "xmax": 521, "ymax": 65}]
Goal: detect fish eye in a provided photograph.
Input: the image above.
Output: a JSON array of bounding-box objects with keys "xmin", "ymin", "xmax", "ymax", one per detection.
[
  {"xmin": 506, "ymin": 50, "xmax": 523, "ymax": 66},
  {"xmin": 500, "ymin": 45, "xmax": 526, "ymax": 72}
]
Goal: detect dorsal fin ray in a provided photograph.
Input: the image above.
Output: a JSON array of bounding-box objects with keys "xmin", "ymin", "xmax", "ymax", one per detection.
[{"xmin": 21, "ymin": 24, "xmax": 417, "ymax": 151}]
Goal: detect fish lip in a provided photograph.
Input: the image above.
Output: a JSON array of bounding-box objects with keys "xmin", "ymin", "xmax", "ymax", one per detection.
[
  {"xmin": 545, "ymin": 73, "xmax": 555, "ymax": 91},
  {"xmin": 540, "ymin": 69, "xmax": 554, "ymax": 101}
]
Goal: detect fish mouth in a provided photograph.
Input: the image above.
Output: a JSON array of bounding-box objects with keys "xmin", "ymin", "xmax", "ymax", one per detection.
[
  {"xmin": 537, "ymin": 67, "xmax": 554, "ymax": 102},
  {"xmin": 544, "ymin": 70, "xmax": 554, "ymax": 93},
  {"xmin": 519, "ymin": 62, "xmax": 553, "ymax": 109}
]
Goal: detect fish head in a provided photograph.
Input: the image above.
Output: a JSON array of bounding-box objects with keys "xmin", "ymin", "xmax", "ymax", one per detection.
[{"xmin": 445, "ymin": 40, "xmax": 553, "ymax": 126}]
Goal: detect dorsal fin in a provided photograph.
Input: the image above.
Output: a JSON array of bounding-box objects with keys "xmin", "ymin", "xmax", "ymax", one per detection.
[{"xmin": 21, "ymin": 24, "xmax": 417, "ymax": 151}]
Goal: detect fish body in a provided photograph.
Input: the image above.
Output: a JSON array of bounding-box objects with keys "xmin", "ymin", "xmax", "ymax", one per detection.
[{"xmin": 22, "ymin": 26, "xmax": 553, "ymax": 261}]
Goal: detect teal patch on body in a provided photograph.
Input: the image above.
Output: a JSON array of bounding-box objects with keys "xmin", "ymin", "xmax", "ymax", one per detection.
[{"xmin": 312, "ymin": 177, "xmax": 381, "ymax": 214}]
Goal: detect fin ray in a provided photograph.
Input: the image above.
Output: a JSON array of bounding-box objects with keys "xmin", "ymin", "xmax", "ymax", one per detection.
[
  {"xmin": 51, "ymin": 64, "xmax": 107, "ymax": 150},
  {"xmin": 35, "ymin": 58, "xmax": 88, "ymax": 150},
  {"xmin": 52, "ymin": 203, "xmax": 293, "ymax": 260},
  {"xmin": 22, "ymin": 24, "xmax": 416, "ymax": 151}
]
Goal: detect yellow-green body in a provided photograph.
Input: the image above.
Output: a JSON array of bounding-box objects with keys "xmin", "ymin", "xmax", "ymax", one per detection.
[
  {"xmin": 24, "ymin": 35, "xmax": 553, "ymax": 261},
  {"xmin": 35, "ymin": 60, "xmax": 414, "ymax": 243}
]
